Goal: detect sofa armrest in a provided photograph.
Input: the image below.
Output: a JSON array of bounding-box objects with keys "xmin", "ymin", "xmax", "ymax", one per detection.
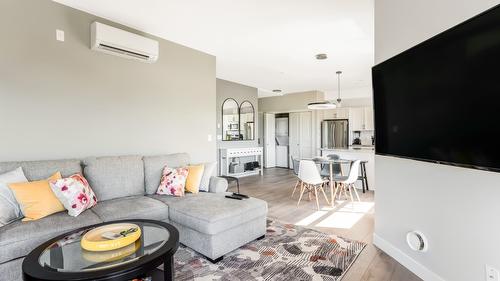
[{"xmin": 209, "ymin": 176, "xmax": 228, "ymax": 193}]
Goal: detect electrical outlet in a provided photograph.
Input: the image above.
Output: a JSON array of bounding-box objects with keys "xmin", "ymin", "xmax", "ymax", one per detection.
[
  {"xmin": 486, "ymin": 265, "xmax": 499, "ymax": 281},
  {"xmin": 56, "ymin": 29, "xmax": 65, "ymax": 42}
]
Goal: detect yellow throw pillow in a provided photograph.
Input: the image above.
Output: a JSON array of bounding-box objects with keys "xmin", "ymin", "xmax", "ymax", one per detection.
[
  {"xmin": 9, "ymin": 172, "xmax": 64, "ymax": 221},
  {"xmin": 185, "ymin": 165, "xmax": 205, "ymax": 194}
]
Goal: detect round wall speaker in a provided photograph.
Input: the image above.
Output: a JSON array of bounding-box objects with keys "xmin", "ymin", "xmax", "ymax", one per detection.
[{"xmin": 406, "ymin": 231, "xmax": 428, "ymax": 252}]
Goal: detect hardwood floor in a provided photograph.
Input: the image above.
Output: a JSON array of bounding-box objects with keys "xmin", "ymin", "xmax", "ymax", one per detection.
[{"xmin": 233, "ymin": 168, "xmax": 421, "ymax": 281}]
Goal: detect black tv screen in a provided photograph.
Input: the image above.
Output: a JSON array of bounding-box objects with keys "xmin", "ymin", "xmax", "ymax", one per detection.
[{"xmin": 372, "ymin": 5, "xmax": 500, "ymax": 172}]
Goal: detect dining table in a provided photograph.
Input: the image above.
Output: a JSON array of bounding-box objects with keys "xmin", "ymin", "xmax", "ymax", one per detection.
[{"xmin": 306, "ymin": 157, "xmax": 353, "ymax": 207}]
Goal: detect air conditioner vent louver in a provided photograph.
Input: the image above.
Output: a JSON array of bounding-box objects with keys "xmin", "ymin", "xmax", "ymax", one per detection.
[
  {"xmin": 91, "ymin": 22, "xmax": 159, "ymax": 63},
  {"xmin": 98, "ymin": 44, "xmax": 150, "ymax": 60}
]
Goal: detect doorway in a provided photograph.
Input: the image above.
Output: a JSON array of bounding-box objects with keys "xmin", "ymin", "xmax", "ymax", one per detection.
[{"xmin": 263, "ymin": 111, "xmax": 313, "ymax": 169}]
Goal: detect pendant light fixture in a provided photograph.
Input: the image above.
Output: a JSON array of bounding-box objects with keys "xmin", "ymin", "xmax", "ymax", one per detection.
[
  {"xmin": 336, "ymin": 70, "xmax": 342, "ymax": 107},
  {"xmin": 307, "ymin": 70, "xmax": 344, "ymax": 110},
  {"xmin": 307, "ymin": 100, "xmax": 337, "ymax": 110}
]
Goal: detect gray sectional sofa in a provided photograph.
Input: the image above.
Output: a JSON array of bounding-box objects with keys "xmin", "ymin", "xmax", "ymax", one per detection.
[{"xmin": 0, "ymin": 153, "xmax": 268, "ymax": 280}]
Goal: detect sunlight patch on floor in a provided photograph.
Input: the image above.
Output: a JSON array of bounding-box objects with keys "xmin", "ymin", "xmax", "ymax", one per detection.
[
  {"xmin": 316, "ymin": 212, "xmax": 365, "ymax": 229},
  {"xmin": 295, "ymin": 211, "xmax": 328, "ymax": 226},
  {"xmin": 313, "ymin": 201, "xmax": 375, "ymax": 229},
  {"xmin": 338, "ymin": 202, "xmax": 375, "ymax": 213}
]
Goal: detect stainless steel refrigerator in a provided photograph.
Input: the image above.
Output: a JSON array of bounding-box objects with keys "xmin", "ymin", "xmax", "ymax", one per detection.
[{"xmin": 321, "ymin": 119, "xmax": 349, "ymax": 149}]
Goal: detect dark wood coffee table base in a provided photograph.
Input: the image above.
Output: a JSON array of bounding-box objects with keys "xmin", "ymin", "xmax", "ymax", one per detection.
[{"xmin": 22, "ymin": 219, "xmax": 179, "ymax": 281}]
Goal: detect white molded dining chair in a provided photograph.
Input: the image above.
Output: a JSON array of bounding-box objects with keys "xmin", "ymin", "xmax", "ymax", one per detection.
[
  {"xmin": 297, "ymin": 160, "xmax": 330, "ymax": 210},
  {"xmin": 333, "ymin": 160, "xmax": 361, "ymax": 204},
  {"xmin": 291, "ymin": 156, "xmax": 301, "ymax": 198}
]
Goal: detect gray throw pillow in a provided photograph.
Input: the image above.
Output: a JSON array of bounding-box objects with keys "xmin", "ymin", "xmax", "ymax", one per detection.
[
  {"xmin": 199, "ymin": 162, "xmax": 216, "ymax": 192},
  {"xmin": 0, "ymin": 167, "xmax": 28, "ymax": 226}
]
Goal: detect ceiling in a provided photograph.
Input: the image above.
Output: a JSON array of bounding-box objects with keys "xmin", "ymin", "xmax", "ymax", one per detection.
[{"xmin": 54, "ymin": 0, "xmax": 374, "ymax": 98}]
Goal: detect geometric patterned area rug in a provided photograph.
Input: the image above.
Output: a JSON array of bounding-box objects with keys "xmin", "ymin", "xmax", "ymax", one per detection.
[{"xmin": 164, "ymin": 219, "xmax": 366, "ymax": 281}]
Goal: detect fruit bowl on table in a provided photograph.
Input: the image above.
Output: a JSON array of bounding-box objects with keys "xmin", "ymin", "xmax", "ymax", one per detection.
[{"xmin": 81, "ymin": 223, "xmax": 141, "ymax": 252}]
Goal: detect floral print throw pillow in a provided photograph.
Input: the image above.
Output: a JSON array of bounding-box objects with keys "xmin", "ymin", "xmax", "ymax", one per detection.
[
  {"xmin": 157, "ymin": 166, "xmax": 188, "ymax": 197},
  {"xmin": 49, "ymin": 174, "xmax": 98, "ymax": 217}
]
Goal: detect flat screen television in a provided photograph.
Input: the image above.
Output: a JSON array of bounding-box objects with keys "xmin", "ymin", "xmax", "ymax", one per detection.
[{"xmin": 372, "ymin": 4, "xmax": 500, "ymax": 172}]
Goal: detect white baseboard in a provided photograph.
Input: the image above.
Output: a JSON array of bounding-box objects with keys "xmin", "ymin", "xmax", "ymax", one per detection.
[{"xmin": 373, "ymin": 233, "xmax": 446, "ymax": 281}]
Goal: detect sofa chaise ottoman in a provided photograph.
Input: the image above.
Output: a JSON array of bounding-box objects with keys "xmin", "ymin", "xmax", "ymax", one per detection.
[{"xmin": 0, "ymin": 153, "xmax": 268, "ymax": 281}]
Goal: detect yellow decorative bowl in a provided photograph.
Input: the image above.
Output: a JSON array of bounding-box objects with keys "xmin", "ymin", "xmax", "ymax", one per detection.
[
  {"xmin": 81, "ymin": 223, "xmax": 141, "ymax": 252},
  {"xmin": 82, "ymin": 241, "xmax": 141, "ymax": 263}
]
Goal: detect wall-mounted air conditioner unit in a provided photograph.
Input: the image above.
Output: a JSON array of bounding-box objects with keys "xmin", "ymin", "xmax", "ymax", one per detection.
[{"xmin": 90, "ymin": 22, "xmax": 159, "ymax": 63}]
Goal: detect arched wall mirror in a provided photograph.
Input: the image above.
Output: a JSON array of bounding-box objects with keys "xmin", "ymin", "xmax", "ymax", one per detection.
[
  {"xmin": 239, "ymin": 101, "xmax": 255, "ymax": 140},
  {"xmin": 222, "ymin": 98, "xmax": 240, "ymax": 141}
]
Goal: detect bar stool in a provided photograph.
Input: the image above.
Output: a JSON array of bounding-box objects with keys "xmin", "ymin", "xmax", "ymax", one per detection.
[{"xmin": 357, "ymin": 161, "xmax": 369, "ymax": 193}]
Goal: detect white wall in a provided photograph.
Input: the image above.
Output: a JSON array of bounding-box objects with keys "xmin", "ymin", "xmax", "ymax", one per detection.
[
  {"xmin": 374, "ymin": 1, "xmax": 500, "ymax": 281},
  {"xmin": 0, "ymin": 0, "xmax": 216, "ymax": 163}
]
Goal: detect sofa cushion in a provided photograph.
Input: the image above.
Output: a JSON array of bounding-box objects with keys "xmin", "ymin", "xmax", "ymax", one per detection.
[
  {"xmin": 143, "ymin": 153, "xmax": 190, "ymax": 195},
  {"xmin": 156, "ymin": 192, "xmax": 267, "ymax": 235},
  {"xmin": 148, "ymin": 194, "xmax": 185, "ymax": 206},
  {"xmin": 91, "ymin": 196, "xmax": 168, "ymax": 222},
  {"xmin": 0, "ymin": 257, "xmax": 23, "ymax": 281},
  {"xmin": 83, "ymin": 156, "xmax": 144, "ymax": 201},
  {"xmin": 0, "ymin": 159, "xmax": 82, "ymax": 181},
  {"xmin": 0, "ymin": 210, "xmax": 101, "ymax": 263},
  {"xmin": 0, "ymin": 167, "xmax": 28, "ymax": 227}
]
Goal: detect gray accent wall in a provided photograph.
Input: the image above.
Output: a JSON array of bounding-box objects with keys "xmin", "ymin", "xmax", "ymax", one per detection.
[
  {"xmin": 258, "ymin": 91, "xmax": 324, "ymax": 113},
  {"xmin": 374, "ymin": 1, "xmax": 500, "ymax": 281},
  {"xmin": 216, "ymin": 79, "xmax": 259, "ymax": 173},
  {"xmin": 0, "ymin": 0, "xmax": 216, "ymax": 163},
  {"xmin": 216, "ymin": 79, "xmax": 259, "ymax": 148}
]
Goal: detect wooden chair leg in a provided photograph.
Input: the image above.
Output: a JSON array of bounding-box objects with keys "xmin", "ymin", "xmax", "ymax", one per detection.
[
  {"xmin": 314, "ymin": 186, "xmax": 320, "ymax": 211},
  {"xmin": 320, "ymin": 184, "xmax": 330, "ymax": 205},
  {"xmin": 331, "ymin": 182, "xmax": 340, "ymax": 206},
  {"xmin": 352, "ymin": 183, "xmax": 361, "ymax": 201},
  {"xmin": 291, "ymin": 180, "xmax": 300, "ymax": 198},
  {"xmin": 308, "ymin": 184, "xmax": 312, "ymax": 201},
  {"xmin": 342, "ymin": 183, "xmax": 348, "ymax": 199},
  {"xmin": 348, "ymin": 184, "xmax": 355, "ymax": 206},
  {"xmin": 297, "ymin": 182, "xmax": 305, "ymax": 206}
]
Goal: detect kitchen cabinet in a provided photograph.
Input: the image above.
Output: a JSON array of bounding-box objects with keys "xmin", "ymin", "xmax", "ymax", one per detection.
[
  {"xmin": 349, "ymin": 107, "xmax": 365, "ymax": 131},
  {"xmin": 322, "ymin": 108, "xmax": 349, "ymax": 120},
  {"xmin": 364, "ymin": 107, "xmax": 374, "ymax": 130},
  {"xmin": 349, "ymin": 107, "xmax": 374, "ymax": 131}
]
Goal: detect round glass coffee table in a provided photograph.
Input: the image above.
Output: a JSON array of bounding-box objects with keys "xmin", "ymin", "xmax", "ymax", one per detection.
[{"xmin": 22, "ymin": 219, "xmax": 179, "ymax": 281}]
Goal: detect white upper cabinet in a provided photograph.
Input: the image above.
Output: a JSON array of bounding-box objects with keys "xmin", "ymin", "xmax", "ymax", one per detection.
[
  {"xmin": 349, "ymin": 107, "xmax": 374, "ymax": 131},
  {"xmin": 364, "ymin": 107, "xmax": 374, "ymax": 130},
  {"xmin": 349, "ymin": 107, "xmax": 365, "ymax": 131},
  {"xmin": 323, "ymin": 108, "xmax": 349, "ymax": 120},
  {"xmin": 336, "ymin": 108, "xmax": 349, "ymax": 119}
]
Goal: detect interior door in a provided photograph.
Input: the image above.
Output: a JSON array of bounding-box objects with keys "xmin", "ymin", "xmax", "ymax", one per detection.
[
  {"xmin": 299, "ymin": 111, "xmax": 313, "ymax": 159},
  {"xmin": 289, "ymin": 112, "xmax": 300, "ymax": 168},
  {"xmin": 264, "ymin": 113, "xmax": 276, "ymax": 168}
]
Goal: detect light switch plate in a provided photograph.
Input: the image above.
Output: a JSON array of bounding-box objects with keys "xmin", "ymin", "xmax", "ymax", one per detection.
[
  {"xmin": 486, "ymin": 265, "xmax": 499, "ymax": 281},
  {"xmin": 207, "ymin": 134, "xmax": 212, "ymax": 142},
  {"xmin": 56, "ymin": 29, "xmax": 65, "ymax": 42}
]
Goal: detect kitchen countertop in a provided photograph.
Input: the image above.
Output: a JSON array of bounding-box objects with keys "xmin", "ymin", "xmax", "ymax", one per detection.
[{"xmin": 321, "ymin": 146, "xmax": 375, "ymax": 153}]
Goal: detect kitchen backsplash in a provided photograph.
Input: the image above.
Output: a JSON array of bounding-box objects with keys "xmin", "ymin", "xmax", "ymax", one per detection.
[{"xmin": 353, "ymin": 130, "xmax": 374, "ymax": 146}]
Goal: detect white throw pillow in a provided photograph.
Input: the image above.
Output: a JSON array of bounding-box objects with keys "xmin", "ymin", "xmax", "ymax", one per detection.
[
  {"xmin": 0, "ymin": 167, "xmax": 28, "ymax": 226},
  {"xmin": 49, "ymin": 174, "xmax": 98, "ymax": 217},
  {"xmin": 199, "ymin": 162, "xmax": 216, "ymax": 192}
]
